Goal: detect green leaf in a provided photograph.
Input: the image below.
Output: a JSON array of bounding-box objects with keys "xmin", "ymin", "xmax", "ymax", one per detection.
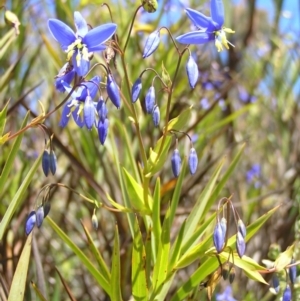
[
  {"xmin": 0, "ymin": 100, "xmax": 9, "ymax": 136},
  {"xmin": 164, "ymin": 106, "xmax": 192, "ymax": 132},
  {"xmin": 132, "ymin": 216, "xmax": 148, "ymax": 301},
  {"xmin": 151, "ymin": 206, "xmax": 171, "ymax": 297},
  {"xmin": 31, "ymin": 281, "xmax": 48, "ymax": 301},
  {"xmin": 161, "ymin": 62, "xmax": 172, "ymax": 88},
  {"xmin": 111, "ymin": 224, "xmax": 123, "ymax": 301},
  {"xmin": 152, "ymin": 177, "xmax": 162, "ymax": 258},
  {"xmin": 274, "ymin": 244, "xmax": 295, "ymax": 271},
  {"xmin": 7, "ymin": 234, "xmax": 32, "ymax": 301},
  {"xmin": 123, "ymin": 167, "xmax": 152, "ymax": 214},
  {"xmin": 46, "ymin": 217, "xmax": 111, "ymax": 296},
  {"xmin": 147, "ymin": 135, "xmax": 172, "ymax": 177},
  {"xmin": 81, "ymin": 221, "xmax": 111, "ymax": 281}
]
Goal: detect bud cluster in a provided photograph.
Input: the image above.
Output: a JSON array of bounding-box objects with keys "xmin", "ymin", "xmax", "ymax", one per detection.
[{"xmin": 41, "ymin": 135, "xmax": 57, "ymax": 177}]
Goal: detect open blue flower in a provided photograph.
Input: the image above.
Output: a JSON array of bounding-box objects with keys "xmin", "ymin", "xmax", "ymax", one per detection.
[
  {"xmin": 216, "ymin": 286, "xmax": 237, "ymax": 301},
  {"xmin": 48, "ymin": 12, "xmax": 117, "ymax": 76},
  {"xmin": 176, "ymin": 0, "xmax": 234, "ymax": 52},
  {"xmin": 59, "ymin": 76, "xmax": 100, "ymax": 128}
]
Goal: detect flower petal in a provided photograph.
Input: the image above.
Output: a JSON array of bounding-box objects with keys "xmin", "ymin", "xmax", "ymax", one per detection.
[
  {"xmin": 185, "ymin": 8, "xmax": 214, "ymax": 30},
  {"xmin": 211, "ymin": 0, "xmax": 225, "ymax": 28},
  {"xmin": 84, "ymin": 95, "xmax": 95, "ymax": 130},
  {"xmin": 72, "ymin": 107, "xmax": 85, "ymax": 128},
  {"xmin": 74, "ymin": 11, "xmax": 88, "ymax": 37},
  {"xmin": 176, "ymin": 31, "xmax": 214, "ymax": 45},
  {"xmin": 48, "ymin": 19, "xmax": 76, "ymax": 51},
  {"xmin": 59, "ymin": 100, "xmax": 72, "ymax": 128},
  {"xmin": 72, "ymin": 52, "xmax": 90, "ymax": 77},
  {"xmin": 83, "ymin": 23, "xmax": 117, "ymax": 49},
  {"xmin": 87, "ymin": 44, "xmax": 107, "ymax": 52},
  {"xmin": 77, "ymin": 76, "xmax": 101, "ymax": 101}
]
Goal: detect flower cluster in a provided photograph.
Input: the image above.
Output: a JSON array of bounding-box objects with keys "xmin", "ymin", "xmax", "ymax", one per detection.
[
  {"xmin": 176, "ymin": 0, "xmax": 235, "ymax": 52},
  {"xmin": 48, "ymin": 12, "xmax": 118, "ymax": 145}
]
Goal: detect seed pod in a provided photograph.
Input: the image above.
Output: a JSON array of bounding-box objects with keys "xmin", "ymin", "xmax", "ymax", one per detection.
[
  {"xmin": 145, "ymin": 86, "xmax": 155, "ymax": 114},
  {"xmin": 49, "ymin": 150, "xmax": 57, "ymax": 175},
  {"xmin": 282, "ymin": 285, "xmax": 292, "ymax": 301},
  {"xmin": 142, "ymin": 0, "xmax": 158, "ymax": 13},
  {"xmin": 42, "ymin": 150, "xmax": 50, "ymax": 177},
  {"xmin": 152, "ymin": 105, "xmax": 160, "ymax": 127},
  {"xmin": 213, "ymin": 222, "xmax": 225, "ymax": 253},
  {"xmin": 98, "ymin": 118, "xmax": 109, "ymax": 145},
  {"xmin": 236, "ymin": 231, "xmax": 246, "ymax": 258},
  {"xmin": 238, "ymin": 219, "xmax": 247, "ymax": 238},
  {"xmin": 289, "ymin": 258, "xmax": 297, "ymax": 285},
  {"xmin": 229, "ymin": 266, "xmax": 235, "ymax": 283},
  {"xmin": 107, "ymin": 74, "xmax": 121, "ymax": 109},
  {"xmin": 131, "ymin": 78, "xmax": 142, "ymax": 103},
  {"xmin": 143, "ymin": 30, "xmax": 160, "ymax": 58},
  {"xmin": 92, "ymin": 213, "xmax": 98, "ymax": 230},
  {"xmin": 97, "ymin": 97, "xmax": 108, "ymax": 122},
  {"xmin": 186, "ymin": 55, "xmax": 199, "ymax": 88},
  {"xmin": 171, "ymin": 149, "xmax": 181, "ymax": 178},
  {"xmin": 25, "ymin": 211, "xmax": 36, "ymax": 235},
  {"xmin": 188, "ymin": 147, "xmax": 198, "ymax": 175},
  {"xmin": 272, "ymin": 274, "xmax": 280, "ymax": 293},
  {"xmin": 84, "ymin": 95, "xmax": 95, "ymax": 130},
  {"xmin": 36, "ymin": 206, "xmax": 44, "ymax": 228},
  {"xmin": 43, "ymin": 202, "xmax": 51, "ymax": 218}
]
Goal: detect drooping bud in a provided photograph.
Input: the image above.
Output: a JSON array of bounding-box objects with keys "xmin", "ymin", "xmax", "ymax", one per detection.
[
  {"xmin": 143, "ymin": 30, "xmax": 160, "ymax": 58},
  {"xmin": 49, "ymin": 150, "xmax": 57, "ymax": 175},
  {"xmin": 98, "ymin": 118, "xmax": 109, "ymax": 145},
  {"xmin": 42, "ymin": 150, "xmax": 50, "ymax": 177},
  {"xmin": 36, "ymin": 206, "xmax": 44, "ymax": 228},
  {"xmin": 186, "ymin": 55, "xmax": 199, "ymax": 88},
  {"xmin": 282, "ymin": 285, "xmax": 292, "ymax": 301},
  {"xmin": 25, "ymin": 211, "xmax": 36, "ymax": 235},
  {"xmin": 236, "ymin": 231, "xmax": 246, "ymax": 258},
  {"xmin": 229, "ymin": 266, "xmax": 235, "ymax": 284},
  {"xmin": 171, "ymin": 149, "xmax": 181, "ymax": 178},
  {"xmin": 152, "ymin": 105, "xmax": 160, "ymax": 127},
  {"xmin": 289, "ymin": 258, "xmax": 297, "ymax": 285},
  {"xmin": 222, "ymin": 262, "xmax": 229, "ymax": 280},
  {"xmin": 238, "ymin": 219, "xmax": 247, "ymax": 238},
  {"xmin": 131, "ymin": 78, "xmax": 142, "ymax": 103},
  {"xmin": 92, "ymin": 213, "xmax": 98, "ymax": 230},
  {"xmin": 188, "ymin": 147, "xmax": 198, "ymax": 175},
  {"xmin": 43, "ymin": 202, "xmax": 51, "ymax": 218},
  {"xmin": 84, "ymin": 95, "xmax": 95, "ymax": 130},
  {"xmin": 141, "ymin": 0, "xmax": 158, "ymax": 13},
  {"xmin": 107, "ymin": 74, "xmax": 121, "ymax": 109},
  {"xmin": 5, "ymin": 10, "xmax": 21, "ymax": 35},
  {"xmin": 145, "ymin": 86, "xmax": 155, "ymax": 114},
  {"xmin": 272, "ymin": 274, "xmax": 280, "ymax": 293},
  {"xmin": 97, "ymin": 97, "xmax": 108, "ymax": 122},
  {"xmin": 220, "ymin": 217, "xmax": 227, "ymax": 238},
  {"xmin": 213, "ymin": 222, "xmax": 225, "ymax": 253}
]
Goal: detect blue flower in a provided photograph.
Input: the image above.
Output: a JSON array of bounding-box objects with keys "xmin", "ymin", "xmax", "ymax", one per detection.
[
  {"xmin": 176, "ymin": 0, "xmax": 234, "ymax": 52},
  {"xmin": 216, "ymin": 286, "xmax": 237, "ymax": 301},
  {"xmin": 55, "ymin": 63, "xmax": 75, "ymax": 92},
  {"xmin": 246, "ymin": 164, "xmax": 261, "ymax": 188},
  {"xmin": 48, "ymin": 12, "xmax": 117, "ymax": 76},
  {"xmin": 59, "ymin": 76, "xmax": 100, "ymax": 128}
]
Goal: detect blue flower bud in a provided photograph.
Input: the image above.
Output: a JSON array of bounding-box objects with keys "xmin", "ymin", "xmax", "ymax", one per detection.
[
  {"xmin": 289, "ymin": 258, "xmax": 297, "ymax": 284},
  {"xmin": 171, "ymin": 149, "xmax": 181, "ymax": 177},
  {"xmin": 25, "ymin": 211, "xmax": 36, "ymax": 235},
  {"xmin": 42, "ymin": 150, "xmax": 50, "ymax": 177},
  {"xmin": 97, "ymin": 97, "xmax": 108, "ymax": 122},
  {"xmin": 220, "ymin": 217, "xmax": 227, "ymax": 238},
  {"xmin": 272, "ymin": 274, "xmax": 280, "ymax": 293},
  {"xmin": 152, "ymin": 105, "xmax": 160, "ymax": 127},
  {"xmin": 131, "ymin": 78, "xmax": 142, "ymax": 103},
  {"xmin": 98, "ymin": 118, "xmax": 109, "ymax": 145},
  {"xmin": 143, "ymin": 30, "xmax": 160, "ymax": 58},
  {"xmin": 49, "ymin": 150, "xmax": 57, "ymax": 175},
  {"xmin": 213, "ymin": 222, "xmax": 225, "ymax": 253},
  {"xmin": 43, "ymin": 202, "xmax": 51, "ymax": 218},
  {"xmin": 238, "ymin": 219, "xmax": 246, "ymax": 238},
  {"xmin": 188, "ymin": 147, "xmax": 198, "ymax": 175},
  {"xmin": 236, "ymin": 231, "xmax": 246, "ymax": 258},
  {"xmin": 107, "ymin": 74, "xmax": 121, "ymax": 109},
  {"xmin": 84, "ymin": 95, "xmax": 95, "ymax": 130},
  {"xmin": 283, "ymin": 285, "xmax": 292, "ymax": 301},
  {"xmin": 145, "ymin": 86, "xmax": 155, "ymax": 114},
  {"xmin": 186, "ymin": 55, "xmax": 199, "ymax": 88},
  {"xmin": 36, "ymin": 206, "xmax": 44, "ymax": 228}
]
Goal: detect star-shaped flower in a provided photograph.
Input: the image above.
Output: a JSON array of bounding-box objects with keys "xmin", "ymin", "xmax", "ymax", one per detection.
[
  {"xmin": 48, "ymin": 12, "xmax": 117, "ymax": 76},
  {"xmin": 176, "ymin": 0, "xmax": 234, "ymax": 52}
]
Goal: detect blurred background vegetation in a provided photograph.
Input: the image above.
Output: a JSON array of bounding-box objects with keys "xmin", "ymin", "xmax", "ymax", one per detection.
[{"xmin": 0, "ymin": 0, "xmax": 300, "ymax": 300}]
